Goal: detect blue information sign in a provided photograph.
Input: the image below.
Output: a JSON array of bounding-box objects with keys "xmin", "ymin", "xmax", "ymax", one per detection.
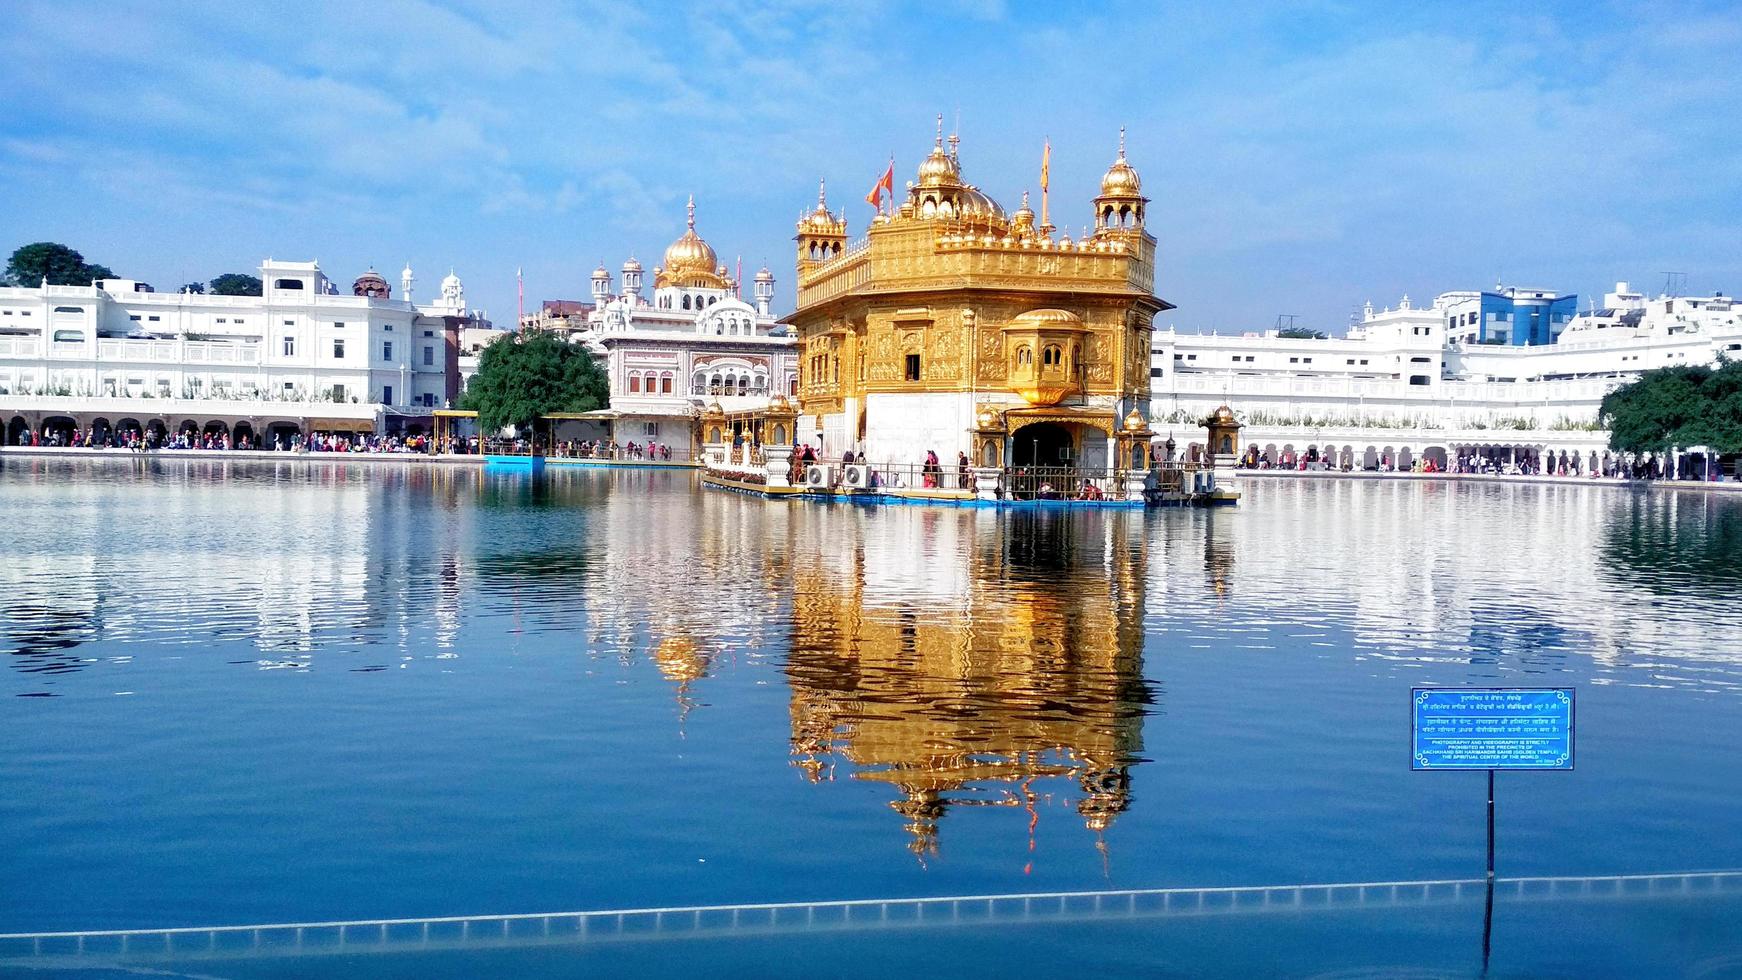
[{"xmin": 1412, "ymin": 688, "xmax": 1574, "ymax": 771}]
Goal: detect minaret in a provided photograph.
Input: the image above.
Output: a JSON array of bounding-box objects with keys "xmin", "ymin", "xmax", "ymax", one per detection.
[
  {"xmin": 794, "ymin": 178, "xmax": 847, "ymax": 273},
  {"xmin": 621, "ymin": 257, "xmax": 643, "ymax": 304},
  {"xmin": 591, "ymin": 261, "xmax": 611, "ymax": 306},
  {"xmin": 400, "ymin": 263, "xmax": 414, "ymax": 303},
  {"xmin": 753, "ymin": 266, "xmax": 775, "ymax": 317}
]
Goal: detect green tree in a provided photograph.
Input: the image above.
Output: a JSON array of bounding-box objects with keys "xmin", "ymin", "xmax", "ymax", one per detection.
[
  {"xmin": 1277, "ymin": 326, "xmax": 1327, "ymax": 340},
  {"xmin": 180, "ymin": 281, "xmax": 207, "ymax": 294},
  {"xmin": 4, "ymin": 242, "xmax": 115, "ymax": 286},
  {"xmin": 462, "ymin": 329, "xmax": 610, "ymax": 435},
  {"xmin": 208, "ymin": 273, "xmax": 263, "ymax": 296},
  {"xmin": 1600, "ymin": 361, "xmax": 1742, "ymax": 454}
]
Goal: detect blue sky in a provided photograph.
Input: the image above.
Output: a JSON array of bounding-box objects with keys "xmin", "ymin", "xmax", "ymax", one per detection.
[{"xmin": 4, "ymin": 1, "xmax": 1740, "ymax": 332}]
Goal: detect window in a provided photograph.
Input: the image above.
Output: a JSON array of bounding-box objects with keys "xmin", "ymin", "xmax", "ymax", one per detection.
[
  {"xmin": 422, "ymin": 393, "xmax": 437, "ymax": 407},
  {"xmin": 53, "ymin": 329, "xmax": 83, "ymax": 342},
  {"xmin": 1303, "ymin": 357, "xmax": 1313, "ymax": 364},
  {"xmin": 283, "ymin": 319, "xmax": 294, "ymax": 326},
  {"xmin": 384, "ymin": 324, "xmax": 393, "ymax": 332},
  {"xmin": 382, "ymin": 341, "xmax": 393, "ymax": 360},
  {"xmin": 1410, "ymin": 356, "xmax": 1431, "ymax": 363},
  {"xmin": 1288, "ymin": 357, "xmax": 1298, "ymax": 364},
  {"xmin": 333, "ymin": 338, "xmax": 345, "ymax": 358},
  {"xmin": 644, "ymin": 422, "xmax": 660, "ymax": 437},
  {"xmin": 383, "ymin": 385, "xmax": 393, "ymax": 404},
  {"xmin": 422, "ymin": 330, "xmax": 434, "ymax": 337},
  {"xmin": 1018, "ymin": 346, "xmax": 1033, "ymax": 366},
  {"xmin": 215, "ymin": 318, "xmax": 227, "ymax": 324},
  {"xmin": 283, "ymin": 337, "xmax": 295, "ymax": 356},
  {"xmin": 629, "ymin": 375, "xmax": 641, "ymax": 393},
  {"xmin": 661, "ymin": 374, "xmax": 672, "ymax": 393},
  {"xmin": 1042, "ymin": 345, "xmax": 1061, "ymax": 366},
  {"xmin": 274, "ymin": 279, "xmax": 304, "ymax": 290},
  {"xmin": 1409, "ymin": 375, "xmax": 1430, "ymax": 386},
  {"xmin": 129, "ymin": 315, "xmax": 141, "ymax": 321},
  {"xmin": 904, "ymin": 353, "xmax": 921, "ymax": 381},
  {"xmin": 423, "ymin": 346, "xmax": 434, "ymax": 366},
  {"xmin": 332, "ymin": 383, "xmax": 346, "ymax": 401},
  {"xmin": 53, "ymin": 306, "xmax": 82, "ymax": 314},
  {"xmin": 148, "ymin": 315, "xmax": 160, "ymax": 322},
  {"xmin": 283, "ymin": 382, "xmax": 295, "ymax": 393},
  {"xmin": 332, "ymin": 321, "xmax": 346, "ymax": 329}
]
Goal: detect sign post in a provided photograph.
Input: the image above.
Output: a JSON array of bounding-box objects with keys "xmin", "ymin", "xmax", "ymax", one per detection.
[{"xmin": 1412, "ymin": 688, "xmax": 1575, "ymax": 974}]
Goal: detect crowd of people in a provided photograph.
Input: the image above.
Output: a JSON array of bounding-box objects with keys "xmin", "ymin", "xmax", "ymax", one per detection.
[
  {"xmin": 7, "ymin": 424, "xmax": 436, "ymax": 454},
  {"xmin": 1224, "ymin": 444, "xmax": 1732, "ymax": 481}
]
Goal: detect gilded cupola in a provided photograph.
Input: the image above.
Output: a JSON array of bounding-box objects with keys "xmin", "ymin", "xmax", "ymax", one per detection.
[
  {"xmin": 906, "ymin": 116, "xmax": 1007, "ymax": 230},
  {"xmin": 1094, "ymin": 127, "xmax": 1147, "ymax": 235},
  {"xmin": 657, "ymin": 196, "xmax": 727, "ymax": 289}
]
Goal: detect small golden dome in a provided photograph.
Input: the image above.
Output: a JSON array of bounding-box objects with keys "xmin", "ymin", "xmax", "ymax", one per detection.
[
  {"xmin": 703, "ymin": 401, "xmax": 726, "ymax": 418},
  {"xmin": 768, "ymin": 394, "xmax": 792, "ymax": 412},
  {"xmin": 1123, "ymin": 408, "xmax": 1148, "ymax": 431},
  {"xmin": 662, "ymin": 196, "xmax": 718, "ymax": 279},
  {"xmin": 1100, "ymin": 128, "xmax": 1142, "ymax": 197},
  {"xmin": 1007, "ymin": 308, "xmax": 1084, "ymax": 329},
  {"xmin": 1207, "ymin": 404, "xmax": 1239, "ymax": 425},
  {"xmin": 1011, "ymin": 190, "xmax": 1035, "ymax": 232}
]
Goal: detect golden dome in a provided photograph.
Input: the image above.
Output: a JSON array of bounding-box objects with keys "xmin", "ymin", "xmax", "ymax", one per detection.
[
  {"xmin": 1123, "ymin": 408, "xmax": 1148, "ymax": 431},
  {"xmin": 703, "ymin": 401, "xmax": 726, "ymax": 418},
  {"xmin": 1099, "ymin": 128, "xmax": 1142, "ymax": 197},
  {"xmin": 1011, "ymin": 190, "xmax": 1035, "ymax": 233},
  {"xmin": 1007, "ymin": 308, "xmax": 1084, "ymax": 329},
  {"xmin": 768, "ymin": 394, "xmax": 793, "ymax": 412},
  {"xmin": 1207, "ymin": 404, "xmax": 1239, "ymax": 426},
  {"xmin": 661, "ymin": 195, "xmax": 719, "ymax": 281}
]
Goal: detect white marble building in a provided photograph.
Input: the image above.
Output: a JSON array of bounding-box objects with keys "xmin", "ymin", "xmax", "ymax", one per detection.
[
  {"xmin": 0, "ymin": 259, "xmax": 487, "ymax": 446},
  {"xmin": 562, "ymin": 198, "xmax": 798, "ymax": 450},
  {"xmin": 1151, "ymin": 282, "xmax": 1742, "ymax": 468}
]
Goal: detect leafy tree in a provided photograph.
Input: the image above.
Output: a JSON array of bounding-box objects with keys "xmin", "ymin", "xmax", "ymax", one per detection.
[
  {"xmin": 180, "ymin": 282, "xmax": 207, "ymax": 294},
  {"xmin": 1277, "ymin": 326, "xmax": 1327, "ymax": 340},
  {"xmin": 462, "ymin": 329, "xmax": 610, "ymax": 435},
  {"xmin": 1600, "ymin": 360, "xmax": 1742, "ymax": 454},
  {"xmin": 4, "ymin": 242, "xmax": 115, "ymax": 286},
  {"xmin": 208, "ymin": 273, "xmax": 263, "ymax": 296}
]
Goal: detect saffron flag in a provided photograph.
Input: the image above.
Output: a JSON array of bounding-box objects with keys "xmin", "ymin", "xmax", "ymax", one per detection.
[
  {"xmin": 1040, "ymin": 140, "xmax": 1050, "ymax": 192},
  {"xmin": 866, "ymin": 159, "xmax": 894, "ymax": 212}
]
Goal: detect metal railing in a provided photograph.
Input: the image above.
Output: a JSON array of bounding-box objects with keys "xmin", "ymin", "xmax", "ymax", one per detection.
[{"xmin": 2, "ymin": 870, "xmax": 1736, "ymax": 966}]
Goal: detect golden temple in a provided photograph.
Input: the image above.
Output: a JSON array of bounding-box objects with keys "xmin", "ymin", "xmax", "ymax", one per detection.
[{"xmin": 786, "ymin": 120, "xmax": 1171, "ymax": 472}]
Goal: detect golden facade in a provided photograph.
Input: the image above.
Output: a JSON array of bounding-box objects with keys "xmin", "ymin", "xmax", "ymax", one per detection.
[{"xmin": 787, "ymin": 122, "xmax": 1172, "ymax": 467}]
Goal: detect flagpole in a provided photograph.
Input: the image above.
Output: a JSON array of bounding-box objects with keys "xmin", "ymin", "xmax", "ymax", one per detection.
[
  {"xmin": 1040, "ymin": 137, "xmax": 1051, "ymax": 234},
  {"xmin": 516, "ymin": 267, "xmax": 524, "ymax": 329}
]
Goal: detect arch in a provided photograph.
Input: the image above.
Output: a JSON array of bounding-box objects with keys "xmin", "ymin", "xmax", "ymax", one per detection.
[
  {"xmin": 682, "ymin": 294, "xmax": 692, "ymax": 310},
  {"xmin": 203, "ymin": 420, "xmax": 230, "ymax": 443},
  {"xmin": 660, "ymin": 372, "xmax": 673, "ymax": 394},
  {"xmin": 1396, "ymin": 446, "xmax": 1414, "ymax": 470},
  {"xmin": 40, "ymin": 415, "xmax": 77, "ymax": 444},
  {"xmin": 7, "ymin": 415, "xmax": 30, "ymax": 445},
  {"xmin": 1362, "ymin": 446, "xmax": 1378, "ymax": 470},
  {"xmin": 232, "ymin": 420, "xmax": 256, "ymax": 448},
  {"xmin": 1011, "ymin": 421, "xmax": 1075, "ymax": 467},
  {"xmin": 91, "ymin": 417, "xmax": 113, "ymax": 444},
  {"xmin": 115, "ymin": 417, "xmax": 143, "ymax": 441},
  {"xmin": 1016, "ymin": 345, "xmax": 1033, "ymax": 367},
  {"xmin": 263, "ymin": 421, "xmax": 300, "ymax": 449},
  {"xmin": 1042, "ymin": 344, "xmax": 1062, "ymax": 367},
  {"xmin": 628, "ymin": 374, "xmax": 641, "ymax": 393},
  {"xmin": 773, "ymin": 423, "xmax": 787, "ymax": 444}
]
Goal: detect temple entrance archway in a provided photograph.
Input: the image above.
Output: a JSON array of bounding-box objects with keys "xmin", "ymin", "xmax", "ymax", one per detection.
[{"xmin": 1011, "ymin": 422, "xmax": 1075, "ymax": 467}]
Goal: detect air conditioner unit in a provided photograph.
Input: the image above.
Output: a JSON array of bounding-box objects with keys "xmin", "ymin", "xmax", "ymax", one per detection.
[
  {"xmin": 842, "ymin": 463, "xmax": 871, "ymax": 489},
  {"xmin": 804, "ymin": 464, "xmax": 832, "ymax": 489}
]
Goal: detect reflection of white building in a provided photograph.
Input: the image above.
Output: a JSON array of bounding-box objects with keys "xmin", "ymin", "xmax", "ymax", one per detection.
[
  {"xmin": 0, "ymin": 260, "xmax": 489, "ymax": 446},
  {"xmin": 1151, "ymin": 282, "xmax": 1742, "ymax": 468},
  {"xmin": 564, "ymin": 197, "xmax": 798, "ymax": 450}
]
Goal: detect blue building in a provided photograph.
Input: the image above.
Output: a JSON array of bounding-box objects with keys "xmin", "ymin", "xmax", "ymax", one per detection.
[{"xmin": 1442, "ymin": 286, "xmax": 1577, "ymax": 346}]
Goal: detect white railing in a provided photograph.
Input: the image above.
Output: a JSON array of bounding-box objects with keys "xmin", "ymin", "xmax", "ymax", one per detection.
[{"xmin": 1, "ymin": 870, "xmax": 1734, "ymax": 965}]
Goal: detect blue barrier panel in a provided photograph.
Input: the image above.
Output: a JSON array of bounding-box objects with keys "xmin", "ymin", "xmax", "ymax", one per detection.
[{"xmin": 1411, "ymin": 688, "xmax": 1574, "ymax": 771}]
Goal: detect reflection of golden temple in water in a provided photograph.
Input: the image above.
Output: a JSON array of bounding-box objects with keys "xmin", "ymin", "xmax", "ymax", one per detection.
[{"xmin": 784, "ymin": 507, "xmax": 1153, "ymax": 858}]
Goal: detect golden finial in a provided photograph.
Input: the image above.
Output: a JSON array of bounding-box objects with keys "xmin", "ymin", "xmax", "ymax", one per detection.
[
  {"xmin": 817, "ymin": 177, "xmax": 827, "ymax": 208},
  {"xmin": 947, "ymin": 131, "xmax": 960, "ymax": 161},
  {"xmin": 686, "ymin": 194, "xmax": 696, "ymax": 230},
  {"xmin": 1118, "ymin": 125, "xmax": 1126, "ymax": 160},
  {"xmin": 934, "ymin": 113, "xmax": 943, "ymax": 147}
]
